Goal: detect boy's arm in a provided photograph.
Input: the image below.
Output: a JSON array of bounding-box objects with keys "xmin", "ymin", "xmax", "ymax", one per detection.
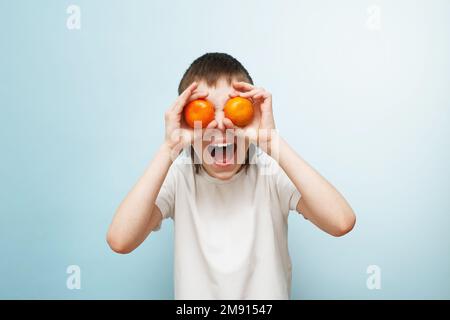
[
  {"xmin": 273, "ymin": 133, "xmax": 356, "ymax": 237},
  {"xmin": 230, "ymin": 82, "xmax": 356, "ymax": 237},
  {"xmin": 106, "ymin": 143, "xmax": 172, "ymax": 254},
  {"xmin": 107, "ymin": 82, "xmax": 206, "ymax": 254}
]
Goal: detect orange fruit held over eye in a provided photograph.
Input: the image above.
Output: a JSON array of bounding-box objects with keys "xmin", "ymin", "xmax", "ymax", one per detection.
[
  {"xmin": 223, "ymin": 97, "xmax": 254, "ymax": 127},
  {"xmin": 184, "ymin": 99, "xmax": 215, "ymax": 128}
]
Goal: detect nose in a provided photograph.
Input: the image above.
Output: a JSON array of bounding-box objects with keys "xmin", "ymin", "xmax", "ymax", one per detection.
[{"xmin": 215, "ymin": 109, "xmax": 226, "ymax": 131}]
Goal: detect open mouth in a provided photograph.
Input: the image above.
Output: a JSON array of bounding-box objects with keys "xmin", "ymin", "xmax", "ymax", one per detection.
[{"xmin": 207, "ymin": 142, "xmax": 237, "ymax": 166}]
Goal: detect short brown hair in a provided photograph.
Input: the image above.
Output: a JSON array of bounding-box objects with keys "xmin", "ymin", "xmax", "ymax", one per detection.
[
  {"xmin": 178, "ymin": 53, "xmax": 254, "ymax": 174},
  {"xmin": 178, "ymin": 52, "xmax": 253, "ymax": 94}
]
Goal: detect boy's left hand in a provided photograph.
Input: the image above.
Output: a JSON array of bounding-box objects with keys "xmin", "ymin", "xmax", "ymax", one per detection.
[{"xmin": 225, "ymin": 82, "xmax": 276, "ymax": 149}]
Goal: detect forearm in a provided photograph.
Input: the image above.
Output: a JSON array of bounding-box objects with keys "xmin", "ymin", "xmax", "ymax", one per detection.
[
  {"xmin": 107, "ymin": 143, "xmax": 173, "ymax": 250},
  {"xmin": 269, "ymin": 133, "xmax": 356, "ymax": 236}
]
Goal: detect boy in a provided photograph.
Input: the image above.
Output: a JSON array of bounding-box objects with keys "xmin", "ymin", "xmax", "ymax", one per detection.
[{"xmin": 107, "ymin": 53, "xmax": 356, "ymax": 299}]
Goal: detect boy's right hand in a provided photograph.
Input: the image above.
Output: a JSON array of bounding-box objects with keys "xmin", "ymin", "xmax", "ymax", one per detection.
[{"xmin": 164, "ymin": 82, "xmax": 215, "ymax": 158}]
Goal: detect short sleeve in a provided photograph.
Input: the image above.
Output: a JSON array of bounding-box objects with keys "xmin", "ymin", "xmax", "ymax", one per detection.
[
  {"xmin": 153, "ymin": 163, "xmax": 177, "ymax": 231},
  {"xmin": 256, "ymin": 148, "xmax": 301, "ymax": 214},
  {"xmin": 275, "ymin": 164, "xmax": 302, "ymax": 212}
]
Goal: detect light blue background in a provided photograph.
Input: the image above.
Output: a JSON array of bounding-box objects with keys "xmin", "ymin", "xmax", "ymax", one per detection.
[{"xmin": 1, "ymin": 0, "xmax": 449, "ymax": 299}]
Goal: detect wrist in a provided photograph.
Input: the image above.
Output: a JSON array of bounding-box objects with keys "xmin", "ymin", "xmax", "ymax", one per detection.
[
  {"xmin": 160, "ymin": 141, "xmax": 177, "ymax": 163},
  {"xmin": 257, "ymin": 129, "xmax": 279, "ymax": 154}
]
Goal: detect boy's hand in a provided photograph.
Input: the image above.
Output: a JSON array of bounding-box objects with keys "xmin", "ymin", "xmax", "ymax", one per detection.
[
  {"xmin": 164, "ymin": 82, "xmax": 216, "ymax": 157},
  {"xmin": 225, "ymin": 82, "xmax": 276, "ymax": 150}
]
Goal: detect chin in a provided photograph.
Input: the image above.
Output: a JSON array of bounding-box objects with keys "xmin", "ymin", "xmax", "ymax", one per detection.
[{"xmin": 202, "ymin": 163, "xmax": 242, "ymax": 180}]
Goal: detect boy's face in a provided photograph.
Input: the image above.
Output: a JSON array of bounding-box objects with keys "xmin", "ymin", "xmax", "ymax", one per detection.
[{"xmin": 194, "ymin": 77, "xmax": 248, "ymax": 180}]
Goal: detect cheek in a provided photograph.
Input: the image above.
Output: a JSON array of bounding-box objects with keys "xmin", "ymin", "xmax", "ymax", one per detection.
[
  {"xmin": 199, "ymin": 141, "xmax": 214, "ymax": 164},
  {"xmin": 201, "ymin": 141, "xmax": 209, "ymax": 152}
]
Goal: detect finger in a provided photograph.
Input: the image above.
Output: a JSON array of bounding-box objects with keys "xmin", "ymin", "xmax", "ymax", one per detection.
[
  {"xmin": 188, "ymin": 91, "xmax": 209, "ymax": 103},
  {"xmin": 222, "ymin": 117, "xmax": 236, "ymax": 129},
  {"xmin": 253, "ymin": 90, "xmax": 270, "ymax": 100},
  {"xmin": 232, "ymin": 81, "xmax": 254, "ymax": 92},
  {"xmin": 171, "ymin": 82, "xmax": 198, "ymax": 112},
  {"xmin": 180, "ymin": 81, "xmax": 198, "ymax": 100},
  {"xmin": 202, "ymin": 121, "xmax": 218, "ymax": 144},
  {"xmin": 237, "ymin": 88, "xmax": 264, "ymax": 99},
  {"xmin": 173, "ymin": 82, "xmax": 198, "ymax": 111},
  {"xmin": 206, "ymin": 119, "xmax": 218, "ymax": 129},
  {"xmin": 229, "ymin": 91, "xmax": 239, "ymax": 98}
]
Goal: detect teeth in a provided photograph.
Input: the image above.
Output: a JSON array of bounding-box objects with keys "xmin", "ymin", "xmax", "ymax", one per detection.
[{"xmin": 211, "ymin": 143, "xmax": 233, "ymax": 148}]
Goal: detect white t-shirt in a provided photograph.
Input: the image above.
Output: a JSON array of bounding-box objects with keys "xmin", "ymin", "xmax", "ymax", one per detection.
[{"xmin": 154, "ymin": 147, "xmax": 301, "ymax": 299}]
